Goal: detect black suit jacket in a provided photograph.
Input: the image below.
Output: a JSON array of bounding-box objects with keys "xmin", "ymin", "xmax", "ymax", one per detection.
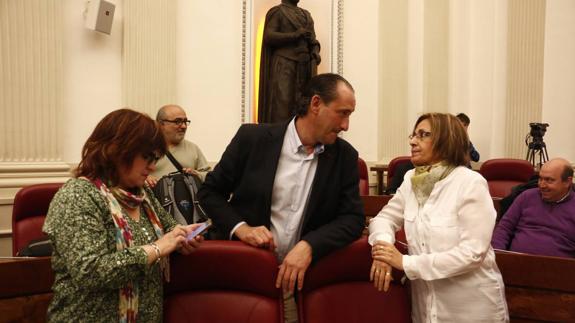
[{"xmin": 197, "ymin": 121, "xmax": 364, "ymax": 261}]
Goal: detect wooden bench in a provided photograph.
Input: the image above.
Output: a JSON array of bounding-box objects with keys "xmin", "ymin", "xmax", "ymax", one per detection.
[
  {"xmin": 362, "ymin": 195, "xmax": 393, "ymax": 218},
  {"xmin": 361, "ymin": 195, "xmax": 407, "ymax": 246},
  {"xmin": 0, "ymin": 257, "xmax": 54, "ymax": 323},
  {"xmin": 495, "ymin": 250, "xmax": 575, "ymax": 322},
  {"xmin": 361, "ymin": 195, "xmax": 392, "ymax": 236}
]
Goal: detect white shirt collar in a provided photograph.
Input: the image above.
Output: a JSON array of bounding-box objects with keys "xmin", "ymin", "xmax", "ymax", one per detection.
[{"xmin": 286, "ymin": 117, "xmax": 325, "ymax": 156}]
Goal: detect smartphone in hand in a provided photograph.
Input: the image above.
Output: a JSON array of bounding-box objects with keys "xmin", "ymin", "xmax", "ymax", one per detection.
[{"xmin": 186, "ymin": 220, "xmax": 212, "ymax": 241}]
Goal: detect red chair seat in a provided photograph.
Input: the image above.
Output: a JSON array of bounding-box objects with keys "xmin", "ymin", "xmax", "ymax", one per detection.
[
  {"xmin": 164, "ymin": 241, "xmax": 283, "ymax": 323},
  {"xmin": 298, "ymin": 237, "xmax": 411, "ymax": 323},
  {"xmin": 165, "ymin": 292, "xmax": 280, "ymax": 323},
  {"xmin": 479, "ymin": 159, "xmax": 534, "ymax": 198},
  {"xmin": 302, "ymin": 282, "xmax": 410, "ymax": 323},
  {"xmin": 12, "ymin": 183, "xmax": 63, "ymax": 256},
  {"xmin": 358, "ymin": 157, "xmax": 369, "ymax": 195}
]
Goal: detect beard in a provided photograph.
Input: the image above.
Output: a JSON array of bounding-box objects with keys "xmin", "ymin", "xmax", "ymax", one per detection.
[{"xmin": 169, "ymin": 131, "xmax": 185, "ymax": 145}]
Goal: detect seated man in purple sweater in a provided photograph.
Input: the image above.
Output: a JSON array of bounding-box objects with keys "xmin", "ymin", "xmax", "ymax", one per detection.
[{"xmin": 492, "ymin": 158, "xmax": 575, "ymax": 258}]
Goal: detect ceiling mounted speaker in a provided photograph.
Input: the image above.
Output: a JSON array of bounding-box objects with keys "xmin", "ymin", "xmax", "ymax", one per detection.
[{"xmin": 84, "ymin": 0, "xmax": 115, "ymax": 35}]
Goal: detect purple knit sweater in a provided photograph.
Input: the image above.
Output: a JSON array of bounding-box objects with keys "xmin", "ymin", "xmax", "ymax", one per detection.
[{"xmin": 491, "ymin": 188, "xmax": 575, "ymax": 258}]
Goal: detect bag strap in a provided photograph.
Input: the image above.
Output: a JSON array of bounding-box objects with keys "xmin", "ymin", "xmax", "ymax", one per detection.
[{"xmin": 165, "ymin": 151, "xmax": 184, "ymax": 172}]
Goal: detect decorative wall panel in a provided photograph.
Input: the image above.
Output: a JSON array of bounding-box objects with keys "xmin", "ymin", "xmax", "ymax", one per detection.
[
  {"xmin": 423, "ymin": 0, "xmax": 450, "ymax": 113},
  {"xmin": 505, "ymin": 0, "xmax": 546, "ymax": 159},
  {"xmin": 123, "ymin": 0, "xmax": 177, "ymax": 116},
  {"xmin": 0, "ymin": 0, "xmax": 63, "ymax": 163},
  {"xmin": 379, "ymin": 0, "xmax": 410, "ymax": 159}
]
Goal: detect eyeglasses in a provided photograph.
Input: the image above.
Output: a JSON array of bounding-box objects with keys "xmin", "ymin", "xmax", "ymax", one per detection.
[
  {"xmin": 161, "ymin": 118, "xmax": 191, "ymax": 126},
  {"xmin": 408, "ymin": 130, "xmax": 432, "ymax": 140},
  {"xmin": 142, "ymin": 152, "xmax": 162, "ymax": 164}
]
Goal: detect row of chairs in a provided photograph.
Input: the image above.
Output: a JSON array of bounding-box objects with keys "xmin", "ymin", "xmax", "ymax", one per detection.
[
  {"xmin": 12, "ymin": 157, "xmax": 533, "ymax": 256},
  {"xmin": 7, "ymin": 190, "xmax": 575, "ymax": 322},
  {"xmin": 11, "ymin": 176, "xmax": 379, "ymax": 256},
  {"xmin": 10, "ymin": 183, "xmax": 411, "ymax": 322},
  {"xmin": 165, "ymin": 237, "xmax": 410, "ymax": 323},
  {"xmin": 12, "ymin": 157, "xmax": 534, "ymax": 256},
  {"xmin": 360, "ymin": 156, "xmax": 535, "ymax": 198}
]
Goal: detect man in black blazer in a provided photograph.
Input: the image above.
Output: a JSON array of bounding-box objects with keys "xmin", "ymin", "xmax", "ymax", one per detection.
[{"xmin": 198, "ymin": 73, "xmax": 364, "ymax": 294}]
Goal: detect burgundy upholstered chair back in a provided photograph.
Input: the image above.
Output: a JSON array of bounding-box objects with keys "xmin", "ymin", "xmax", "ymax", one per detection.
[
  {"xmin": 387, "ymin": 156, "xmax": 412, "ymax": 189},
  {"xmin": 164, "ymin": 240, "xmax": 283, "ymax": 323},
  {"xmin": 479, "ymin": 158, "xmax": 535, "ymax": 198},
  {"xmin": 358, "ymin": 157, "xmax": 369, "ymax": 195},
  {"xmin": 298, "ymin": 236, "xmax": 411, "ymax": 323},
  {"xmin": 12, "ymin": 183, "xmax": 63, "ymax": 256}
]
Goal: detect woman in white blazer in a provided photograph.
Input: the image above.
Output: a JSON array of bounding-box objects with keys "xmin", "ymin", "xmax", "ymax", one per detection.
[{"xmin": 369, "ymin": 113, "xmax": 508, "ymax": 323}]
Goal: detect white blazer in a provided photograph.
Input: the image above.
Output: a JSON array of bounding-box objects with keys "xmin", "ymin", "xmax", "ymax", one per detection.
[{"xmin": 369, "ymin": 166, "xmax": 509, "ymax": 323}]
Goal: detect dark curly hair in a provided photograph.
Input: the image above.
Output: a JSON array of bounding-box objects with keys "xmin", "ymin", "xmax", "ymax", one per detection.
[{"xmin": 75, "ymin": 108, "xmax": 167, "ymax": 185}]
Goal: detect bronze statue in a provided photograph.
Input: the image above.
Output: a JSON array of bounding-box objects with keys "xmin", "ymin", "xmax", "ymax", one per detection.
[{"xmin": 258, "ymin": 0, "xmax": 321, "ymax": 123}]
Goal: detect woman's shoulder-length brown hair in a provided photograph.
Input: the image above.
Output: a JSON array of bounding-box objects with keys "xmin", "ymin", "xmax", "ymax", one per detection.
[
  {"xmin": 75, "ymin": 108, "xmax": 167, "ymax": 185},
  {"xmin": 414, "ymin": 113, "xmax": 470, "ymax": 167}
]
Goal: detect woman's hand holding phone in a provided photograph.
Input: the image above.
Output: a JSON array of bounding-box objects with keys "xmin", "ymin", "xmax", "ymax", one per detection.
[
  {"xmin": 186, "ymin": 220, "xmax": 212, "ymax": 241},
  {"xmin": 178, "ymin": 222, "xmax": 209, "ymax": 254}
]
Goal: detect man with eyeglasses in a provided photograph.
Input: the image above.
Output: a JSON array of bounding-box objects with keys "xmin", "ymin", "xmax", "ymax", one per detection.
[{"xmin": 147, "ymin": 104, "xmax": 210, "ymax": 187}]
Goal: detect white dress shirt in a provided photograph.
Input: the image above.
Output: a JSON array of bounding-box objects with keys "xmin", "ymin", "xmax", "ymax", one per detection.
[
  {"xmin": 230, "ymin": 118, "xmax": 323, "ymax": 261},
  {"xmin": 369, "ymin": 166, "xmax": 509, "ymax": 323},
  {"xmin": 270, "ymin": 118, "xmax": 323, "ymax": 261}
]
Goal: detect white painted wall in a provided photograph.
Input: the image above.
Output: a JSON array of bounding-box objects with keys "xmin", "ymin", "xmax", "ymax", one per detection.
[
  {"xmin": 62, "ymin": 0, "xmax": 124, "ymax": 163},
  {"xmin": 341, "ymin": 0, "xmax": 380, "ymax": 162},
  {"xmin": 176, "ymin": 0, "xmax": 243, "ymax": 162},
  {"xmin": 452, "ymin": 0, "xmax": 509, "ymax": 160},
  {"xmin": 542, "ymin": 0, "xmax": 575, "ymax": 162},
  {"xmin": 57, "ymin": 0, "xmax": 575, "ymax": 168}
]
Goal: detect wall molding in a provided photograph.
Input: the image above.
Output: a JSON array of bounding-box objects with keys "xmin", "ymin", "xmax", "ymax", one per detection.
[
  {"xmin": 0, "ymin": 230, "xmax": 12, "ymax": 239},
  {"xmin": 0, "ymin": 162, "xmax": 71, "ymax": 174},
  {"xmin": 241, "ymin": 0, "xmax": 249, "ymax": 123},
  {"xmin": 336, "ymin": 0, "xmax": 344, "ymax": 75},
  {"xmin": 0, "ymin": 162, "xmax": 71, "ymax": 191}
]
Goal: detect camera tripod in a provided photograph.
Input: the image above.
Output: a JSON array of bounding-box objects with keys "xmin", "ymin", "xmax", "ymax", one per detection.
[{"xmin": 526, "ymin": 141, "xmax": 549, "ymax": 169}]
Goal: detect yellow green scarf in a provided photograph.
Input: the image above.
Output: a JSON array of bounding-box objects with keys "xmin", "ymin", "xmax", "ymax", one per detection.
[{"xmin": 410, "ymin": 162, "xmax": 454, "ymax": 206}]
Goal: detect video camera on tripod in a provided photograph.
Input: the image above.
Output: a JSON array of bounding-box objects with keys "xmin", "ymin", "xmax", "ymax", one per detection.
[{"xmin": 525, "ymin": 122, "xmax": 549, "ymax": 169}]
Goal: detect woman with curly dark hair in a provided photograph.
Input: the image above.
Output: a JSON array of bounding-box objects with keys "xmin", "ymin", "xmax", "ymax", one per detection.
[{"xmin": 44, "ymin": 109, "xmax": 204, "ymax": 322}]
